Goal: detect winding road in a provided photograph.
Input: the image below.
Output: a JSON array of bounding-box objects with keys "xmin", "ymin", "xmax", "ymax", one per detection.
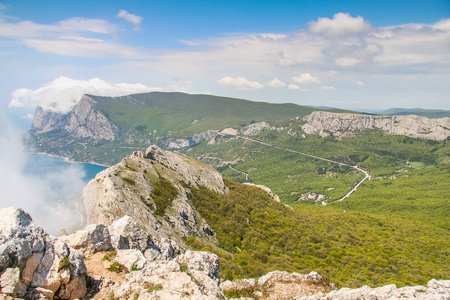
[{"xmin": 228, "ymin": 135, "xmax": 371, "ymax": 205}]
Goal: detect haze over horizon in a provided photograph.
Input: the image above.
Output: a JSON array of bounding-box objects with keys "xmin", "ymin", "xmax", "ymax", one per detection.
[{"xmin": 0, "ymin": 0, "xmax": 449, "ymax": 127}]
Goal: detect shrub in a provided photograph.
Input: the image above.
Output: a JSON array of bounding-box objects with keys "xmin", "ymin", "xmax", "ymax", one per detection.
[
  {"xmin": 108, "ymin": 261, "xmax": 126, "ymax": 273},
  {"xmin": 58, "ymin": 256, "xmax": 70, "ymax": 272},
  {"xmin": 147, "ymin": 284, "xmax": 163, "ymax": 293}
]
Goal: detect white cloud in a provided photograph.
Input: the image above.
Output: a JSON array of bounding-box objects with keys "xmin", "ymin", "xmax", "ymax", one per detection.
[
  {"xmin": 355, "ymin": 81, "xmax": 365, "ymax": 86},
  {"xmin": 267, "ymin": 78, "xmax": 286, "ymax": 88},
  {"xmin": 0, "ymin": 17, "xmax": 145, "ymax": 58},
  {"xmin": 218, "ymin": 76, "xmax": 264, "ymax": 90},
  {"xmin": 0, "ymin": 115, "xmax": 88, "ymax": 234},
  {"xmin": 21, "ymin": 114, "xmax": 34, "ymax": 119},
  {"xmin": 117, "ymin": 10, "xmax": 143, "ymax": 31},
  {"xmin": 322, "ymin": 85, "xmax": 336, "ymax": 90},
  {"xmin": 0, "ymin": 17, "xmax": 116, "ymax": 39},
  {"xmin": 9, "ymin": 76, "xmax": 161, "ymax": 113},
  {"xmin": 369, "ymin": 20, "xmax": 450, "ymax": 67},
  {"xmin": 328, "ymin": 70, "xmax": 338, "ymax": 76},
  {"xmin": 335, "ymin": 57, "xmax": 362, "ymax": 67},
  {"xmin": 288, "ymin": 84, "xmax": 301, "ymax": 90},
  {"xmin": 433, "ymin": 19, "xmax": 450, "ymax": 31},
  {"xmin": 288, "ymin": 84, "xmax": 310, "ymax": 92},
  {"xmin": 292, "ymin": 73, "xmax": 320, "ymax": 84},
  {"xmin": 308, "ymin": 13, "xmax": 371, "ymax": 36},
  {"xmin": 23, "ymin": 37, "xmax": 142, "ymax": 58}
]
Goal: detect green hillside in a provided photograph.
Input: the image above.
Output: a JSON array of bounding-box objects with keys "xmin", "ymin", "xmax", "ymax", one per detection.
[
  {"xmin": 182, "ymin": 121, "xmax": 450, "ymax": 229},
  {"xmin": 186, "ymin": 179, "xmax": 450, "ymax": 288},
  {"xmin": 91, "ymin": 92, "xmax": 355, "ymax": 138}
]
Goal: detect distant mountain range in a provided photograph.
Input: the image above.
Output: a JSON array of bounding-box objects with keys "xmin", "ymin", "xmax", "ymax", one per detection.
[
  {"xmin": 26, "ymin": 92, "xmax": 450, "ymax": 166},
  {"xmin": 378, "ymin": 108, "xmax": 450, "ymax": 118},
  {"xmin": 25, "ymin": 92, "xmax": 355, "ymax": 165}
]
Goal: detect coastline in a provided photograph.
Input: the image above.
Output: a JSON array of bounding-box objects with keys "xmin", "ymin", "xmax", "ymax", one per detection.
[{"xmin": 26, "ymin": 151, "xmax": 111, "ymax": 168}]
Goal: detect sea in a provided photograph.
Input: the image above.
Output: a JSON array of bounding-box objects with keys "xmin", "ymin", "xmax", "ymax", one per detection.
[
  {"xmin": 24, "ymin": 153, "xmax": 107, "ymax": 182},
  {"xmin": 20, "ymin": 153, "xmax": 108, "ymax": 234}
]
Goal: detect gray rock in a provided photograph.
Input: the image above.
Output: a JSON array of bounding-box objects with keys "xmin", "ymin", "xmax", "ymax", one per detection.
[
  {"xmin": 108, "ymin": 216, "xmax": 150, "ymax": 252},
  {"xmin": 144, "ymin": 145, "xmax": 228, "ymax": 194},
  {"xmin": 83, "ymin": 146, "xmax": 221, "ymax": 248},
  {"xmin": 114, "ymin": 249, "xmax": 148, "ymax": 271},
  {"xmin": 240, "ymin": 122, "xmax": 271, "ymax": 136},
  {"xmin": 178, "ymin": 250, "xmax": 220, "ymax": 280},
  {"xmin": 31, "ymin": 95, "xmax": 118, "ymax": 141},
  {"xmin": 0, "ymin": 268, "xmax": 27, "ymax": 297},
  {"xmin": 302, "ymin": 111, "xmax": 450, "ymax": 140},
  {"xmin": 0, "ymin": 207, "xmax": 87, "ymax": 300},
  {"xmin": 109, "ymin": 251, "xmax": 223, "ymax": 300},
  {"xmin": 323, "ymin": 279, "xmax": 450, "ymax": 300},
  {"xmin": 60, "ymin": 223, "xmax": 112, "ymax": 253}
]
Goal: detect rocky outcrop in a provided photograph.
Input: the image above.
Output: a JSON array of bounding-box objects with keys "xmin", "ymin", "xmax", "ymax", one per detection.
[
  {"xmin": 302, "ymin": 111, "xmax": 450, "ymax": 140},
  {"xmin": 31, "ymin": 107, "xmax": 66, "ymax": 134},
  {"xmin": 83, "ymin": 145, "xmax": 227, "ymax": 248},
  {"xmin": 221, "ymin": 271, "xmax": 335, "ymax": 300},
  {"xmin": 30, "ymin": 95, "xmax": 118, "ymax": 141},
  {"xmin": 0, "ymin": 207, "xmax": 87, "ymax": 299},
  {"xmin": 243, "ymin": 183, "xmax": 280, "ymax": 203},
  {"xmin": 164, "ymin": 130, "xmax": 219, "ymax": 149},
  {"xmin": 2, "ymin": 208, "xmax": 449, "ymax": 299},
  {"xmin": 240, "ymin": 122, "xmax": 272, "ymax": 136},
  {"xmin": 65, "ymin": 215, "xmax": 221, "ymax": 299},
  {"xmin": 322, "ymin": 279, "xmax": 450, "ymax": 300}
]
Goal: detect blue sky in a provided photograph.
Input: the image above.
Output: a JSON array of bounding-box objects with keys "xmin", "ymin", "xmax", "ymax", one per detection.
[{"xmin": 1, "ymin": 0, "xmax": 450, "ymax": 126}]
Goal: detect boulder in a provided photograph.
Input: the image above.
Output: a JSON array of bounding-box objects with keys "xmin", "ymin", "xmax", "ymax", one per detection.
[
  {"xmin": 178, "ymin": 250, "xmax": 220, "ymax": 280},
  {"xmin": 323, "ymin": 279, "xmax": 450, "ymax": 300},
  {"xmin": 115, "ymin": 249, "xmax": 148, "ymax": 271},
  {"xmin": 0, "ymin": 207, "xmax": 87, "ymax": 300},
  {"xmin": 0, "ymin": 268, "xmax": 27, "ymax": 298},
  {"xmin": 109, "ymin": 216, "xmax": 150, "ymax": 252},
  {"xmin": 60, "ymin": 223, "xmax": 112, "ymax": 253}
]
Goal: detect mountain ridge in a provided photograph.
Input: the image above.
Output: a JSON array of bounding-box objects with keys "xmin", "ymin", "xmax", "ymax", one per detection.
[{"xmin": 27, "ymin": 92, "xmax": 450, "ymax": 166}]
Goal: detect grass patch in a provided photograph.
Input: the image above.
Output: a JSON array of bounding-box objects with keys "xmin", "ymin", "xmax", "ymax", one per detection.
[
  {"xmin": 151, "ymin": 176, "xmax": 179, "ymax": 216},
  {"xmin": 147, "ymin": 284, "xmax": 163, "ymax": 293},
  {"xmin": 58, "ymin": 256, "xmax": 70, "ymax": 272},
  {"xmin": 223, "ymin": 287, "xmax": 256, "ymax": 299},
  {"xmin": 102, "ymin": 250, "xmax": 117, "ymax": 261},
  {"xmin": 121, "ymin": 177, "xmax": 136, "ymax": 186}
]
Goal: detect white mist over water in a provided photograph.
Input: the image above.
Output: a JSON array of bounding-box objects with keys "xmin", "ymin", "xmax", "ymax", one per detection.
[{"xmin": 0, "ymin": 112, "xmax": 88, "ymax": 235}]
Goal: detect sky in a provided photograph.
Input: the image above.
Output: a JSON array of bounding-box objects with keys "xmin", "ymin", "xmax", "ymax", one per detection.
[
  {"xmin": 0, "ymin": 0, "xmax": 449, "ymax": 231},
  {"xmin": 1, "ymin": 0, "xmax": 450, "ymax": 126}
]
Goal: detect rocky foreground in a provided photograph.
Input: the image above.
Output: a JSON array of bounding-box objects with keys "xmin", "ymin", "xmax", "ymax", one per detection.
[{"xmin": 1, "ymin": 207, "xmax": 449, "ymax": 300}]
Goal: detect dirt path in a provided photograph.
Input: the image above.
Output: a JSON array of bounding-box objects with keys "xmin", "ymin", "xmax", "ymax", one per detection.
[
  {"xmin": 232, "ymin": 135, "xmax": 371, "ymax": 205},
  {"xmin": 228, "ymin": 165, "xmax": 249, "ymax": 180}
]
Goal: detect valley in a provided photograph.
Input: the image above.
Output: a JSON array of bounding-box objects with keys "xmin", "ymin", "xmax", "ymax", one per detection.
[{"xmin": 23, "ymin": 92, "xmax": 450, "ymax": 290}]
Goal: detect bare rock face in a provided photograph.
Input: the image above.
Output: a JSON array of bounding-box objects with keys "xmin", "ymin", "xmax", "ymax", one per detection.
[
  {"xmin": 31, "ymin": 107, "xmax": 65, "ymax": 134},
  {"xmin": 323, "ymin": 279, "xmax": 450, "ymax": 300},
  {"xmin": 240, "ymin": 122, "xmax": 272, "ymax": 136},
  {"xmin": 61, "ymin": 217, "xmax": 222, "ymax": 299},
  {"xmin": 144, "ymin": 145, "xmax": 228, "ymax": 194},
  {"xmin": 302, "ymin": 111, "xmax": 450, "ymax": 140},
  {"xmin": 59, "ymin": 224, "xmax": 112, "ymax": 254},
  {"xmin": 30, "ymin": 95, "xmax": 118, "ymax": 141},
  {"xmin": 0, "ymin": 207, "xmax": 87, "ymax": 299},
  {"xmin": 163, "ymin": 130, "xmax": 219, "ymax": 149},
  {"xmin": 220, "ymin": 270, "xmax": 335, "ymax": 300},
  {"xmin": 83, "ymin": 145, "xmax": 226, "ymax": 247}
]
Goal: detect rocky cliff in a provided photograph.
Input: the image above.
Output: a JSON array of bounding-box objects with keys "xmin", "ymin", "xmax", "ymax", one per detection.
[
  {"xmin": 1, "ymin": 207, "xmax": 449, "ymax": 299},
  {"xmin": 302, "ymin": 111, "xmax": 450, "ymax": 140},
  {"xmin": 31, "ymin": 95, "xmax": 118, "ymax": 141},
  {"xmin": 83, "ymin": 145, "xmax": 228, "ymax": 248},
  {"xmin": 0, "ymin": 207, "xmax": 87, "ymax": 299}
]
